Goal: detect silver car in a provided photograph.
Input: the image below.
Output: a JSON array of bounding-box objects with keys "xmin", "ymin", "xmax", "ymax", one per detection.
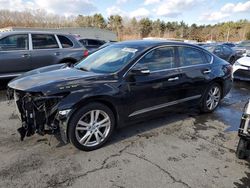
[{"xmin": 0, "ymin": 31, "xmax": 88, "ymax": 79}]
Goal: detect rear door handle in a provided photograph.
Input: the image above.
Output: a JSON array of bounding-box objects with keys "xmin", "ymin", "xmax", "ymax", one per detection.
[
  {"xmin": 22, "ymin": 54, "xmax": 30, "ymax": 58},
  {"xmin": 54, "ymin": 52, "xmax": 61, "ymax": 56},
  {"xmin": 203, "ymin": 69, "xmax": 211, "ymax": 74},
  {"xmin": 168, "ymin": 77, "xmax": 179, "ymax": 81}
]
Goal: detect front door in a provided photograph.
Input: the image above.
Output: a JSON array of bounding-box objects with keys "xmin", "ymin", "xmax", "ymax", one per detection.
[
  {"xmin": 124, "ymin": 46, "xmax": 184, "ymax": 118},
  {"xmin": 0, "ymin": 34, "xmax": 31, "ymax": 76}
]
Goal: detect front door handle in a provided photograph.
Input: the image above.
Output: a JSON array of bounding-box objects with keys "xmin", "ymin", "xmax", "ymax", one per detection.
[
  {"xmin": 168, "ymin": 77, "xmax": 179, "ymax": 81},
  {"xmin": 203, "ymin": 69, "xmax": 211, "ymax": 74}
]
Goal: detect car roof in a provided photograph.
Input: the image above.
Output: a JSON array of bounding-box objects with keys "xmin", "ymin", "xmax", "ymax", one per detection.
[
  {"xmin": 0, "ymin": 31, "xmax": 71, "ymax": 37},
  {"xmin": 113, "ymin": 40, "xmax": 202, "ymax": 49},
  {"xmin": 78, "ymin": 38, "xmax": 104, "ymax": 41}
]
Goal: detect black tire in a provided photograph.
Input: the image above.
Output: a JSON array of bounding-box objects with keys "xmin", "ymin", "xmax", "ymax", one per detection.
[
  {"xmin": 68, "ymin": 102, "xmax": 115, "ymax": 151},
  {"xmin": 236, "ymin": 138, "xmax": 248, "ymax": 159},
  {"xmin": 200, "ymin": 83, "xmax": 222, "ymax": 113}
]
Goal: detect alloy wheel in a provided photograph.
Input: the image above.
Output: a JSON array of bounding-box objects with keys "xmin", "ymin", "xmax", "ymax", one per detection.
[
  {"xmin": 75, "ymin": 110, "xmax": 111, "ymax": 147},
  {"xmin": 206, "ymin": 86, "xmax": 221, "ymax": 111}
]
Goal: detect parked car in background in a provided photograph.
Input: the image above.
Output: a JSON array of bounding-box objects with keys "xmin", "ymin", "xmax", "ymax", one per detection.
[
  {"xmin": 0, "ymin": 31, "xmax": 88, "ymax": 79},
  {"xmin": 203, "ymin": 44, "xmax": 237, "ymax": 64},
  {"xmin": 233, "ymin": 40, "xmax": 250, "ymax": 58},
  {"xmin": 89, "ymin": 41, "xmax": 117, "ymax": 54},
  {"xmin": 233, "ymin": 56, "xmax": 250, "ymax": 81},
  {"xmin": 8, "ymin": 40, "xmax": 232, "ymax": 151},
  {"xmin": 78, "ymin": 38, "xmax": 106, "ymax": 52},
  {"xmin": 223, "ymin": 42, "xmax": 236, "ymax": 48}
]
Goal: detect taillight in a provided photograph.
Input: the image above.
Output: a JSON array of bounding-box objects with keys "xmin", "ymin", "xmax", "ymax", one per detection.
[{"xmin": 83, "ymin": 50, "xmax": 89, "ymax": 57}]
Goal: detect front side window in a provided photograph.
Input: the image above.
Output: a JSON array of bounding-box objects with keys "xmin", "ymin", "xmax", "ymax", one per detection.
[
  {"xmin": 178, "ymin": 46, "xmax": 207, "ymax": 66},
  {"xmin": 32, "ymin": 34, "xmax": 59, "ymax": 49},
  {"xmin": 75, "ymin": 45, "xmax": 141, "ymax": 73},
  {"xmin": 0, "ymin": 34, "xmax": 28, "ymax": 51},
  {"xmin": 58, "ymin": 35, "xmax": 73, "ymax": 48},
  {"xmin": 134, "ymin": 47, "xmax": 176, "ymax": 71}
]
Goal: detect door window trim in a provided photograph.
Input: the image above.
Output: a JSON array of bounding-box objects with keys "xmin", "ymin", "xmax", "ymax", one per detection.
[
  {"xmin": 123, "ymin": 44, "xmax": 213, "ymax": 77},
  {"xmin": 55, "ymin": 34, "xmax": 62, "ymax": 49}
]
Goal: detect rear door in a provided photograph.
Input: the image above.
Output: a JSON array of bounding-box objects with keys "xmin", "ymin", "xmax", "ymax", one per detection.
[
  {"xmin": 30, "ymin": 34, "xmax": 61, "ymax": 69},
  {"xmin": 124, "ymin": 46, "xmax": 184, "ymax": 118},
  {"xmin": 0, "ymin": 34, "xmax": 31, "ymax": 76},
  {"xmin": 176, "ymin": 46, "xmax": 213, "ymax": 105}
]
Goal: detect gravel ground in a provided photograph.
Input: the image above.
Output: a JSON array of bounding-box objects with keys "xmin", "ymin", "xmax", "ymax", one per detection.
[{"xmin": 0, "ymin": 81, "xmax": 249, "ymax": 188}]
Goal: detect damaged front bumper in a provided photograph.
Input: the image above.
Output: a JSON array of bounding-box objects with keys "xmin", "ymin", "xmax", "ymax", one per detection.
[{"xmin": 8, "ymin": 89, "xmax": 71, "ymax": 144}]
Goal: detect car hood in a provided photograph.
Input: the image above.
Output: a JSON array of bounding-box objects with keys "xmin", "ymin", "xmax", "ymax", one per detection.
[
  {"xmin": 237, "ymin": 57, "xmax": 250, "ymax": 67},
  {"xmin": 8, "ymin": 64, "xmax": 103, "ymax": 95}
]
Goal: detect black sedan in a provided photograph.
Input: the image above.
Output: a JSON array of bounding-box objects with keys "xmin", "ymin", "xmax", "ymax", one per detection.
[
  {"xmin": 8, "ymin": 40, "xmax": 233, "ymax": 151},
  {"xmin": 203, "ymin": 44, "xmax": 237, "ymax": 64}
]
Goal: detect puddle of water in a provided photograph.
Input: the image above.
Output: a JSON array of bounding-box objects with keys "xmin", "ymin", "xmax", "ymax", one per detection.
[{"xmin": 213, "ymin": 106, "xmax": 242, "ymax": 131}]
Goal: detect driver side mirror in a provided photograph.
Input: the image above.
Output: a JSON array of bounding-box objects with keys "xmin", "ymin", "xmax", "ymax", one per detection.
[{"xmin": 130, "ymin": 67, "xmax": 150, "ymax": 76}]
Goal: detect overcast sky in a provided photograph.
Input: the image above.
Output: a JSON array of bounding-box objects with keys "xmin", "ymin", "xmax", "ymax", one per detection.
[{"xmin": 0, "ymin": 0, "xmax": 250, "ymax": 25}]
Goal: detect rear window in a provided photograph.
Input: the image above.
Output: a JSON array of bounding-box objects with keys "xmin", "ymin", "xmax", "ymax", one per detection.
[
  {"xmin": 58, "ymin": 35, "xmax": 73, "ymax": 48},
  {"xmin": 32, "ymin": 34, "xmax": 59, "ymax": 49}
]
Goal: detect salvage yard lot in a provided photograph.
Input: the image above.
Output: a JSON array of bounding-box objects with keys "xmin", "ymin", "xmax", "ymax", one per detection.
[{"xmin": 0, "ymin": 81, "xmax": 250, "ymax": 188}]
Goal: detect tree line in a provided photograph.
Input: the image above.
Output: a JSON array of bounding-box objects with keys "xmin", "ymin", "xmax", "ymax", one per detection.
[{"xmin": 0, "ymin": 10, "xmax": 250, "ymax": 42}]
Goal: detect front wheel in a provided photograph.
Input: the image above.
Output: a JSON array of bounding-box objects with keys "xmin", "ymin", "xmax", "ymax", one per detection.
[
  {"xmin": 68, "ymin": 103, "xmax": 115, "ymax": 151},
  {"xmin": 201, "ymin": 83, "xmax": 222, "ymax": 113}
]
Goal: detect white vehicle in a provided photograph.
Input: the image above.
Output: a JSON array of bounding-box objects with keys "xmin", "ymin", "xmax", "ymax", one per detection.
[{"xmin": 233, "ymin": 56, "xmax": 250, "ymax": 81}]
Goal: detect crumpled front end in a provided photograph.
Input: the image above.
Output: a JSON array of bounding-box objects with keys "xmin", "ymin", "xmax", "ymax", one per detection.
[{"xmin": 8, "ymin": 89, "xmax": 70, "ymax": 143}]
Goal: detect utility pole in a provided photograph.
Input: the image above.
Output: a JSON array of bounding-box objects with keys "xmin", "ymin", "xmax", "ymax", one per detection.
[{"xmin": 226, "ymin": 28, "xmax": 230, "ymax": 42}]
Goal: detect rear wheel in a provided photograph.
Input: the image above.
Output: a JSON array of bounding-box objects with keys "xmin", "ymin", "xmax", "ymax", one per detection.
[
  {"xmin": 68, "ymin": 103, "xmax": 115, "ymax": 151},
  {"xmin": 201, "ymin": 83, "xmax": 222, "ymax": 113}
]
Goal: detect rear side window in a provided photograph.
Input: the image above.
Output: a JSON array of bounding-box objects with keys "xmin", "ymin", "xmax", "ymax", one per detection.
[
  {"xmin": 135, "ymin": 47, "xmax": 176, "ymax": 71},
  {"xmin": 32, "ymin": 34, "xmax": 59, "ymax": 49},
  {"xmin": 204, "ymin": 52, "xmax": 212, "ymax": 63},
  {"xmin": 0, "ymin": 34, "xmax": 28, "ymax": 51},
  {"xmin": 58, "ymin": 35, "xmax": 73, "ymax": 48},
  {"xmin": 178, "ymin": 47, "xmax": 208, "ymax": 66}
]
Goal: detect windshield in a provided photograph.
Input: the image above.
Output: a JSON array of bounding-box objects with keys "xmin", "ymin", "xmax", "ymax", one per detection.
[
  {"xmin": 75, "ymin": 45, "xmax": 140, "ymax": 73},
  {"xmin": 237, "ymin": 41, "xmax": 250, "ymax": 47}
]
